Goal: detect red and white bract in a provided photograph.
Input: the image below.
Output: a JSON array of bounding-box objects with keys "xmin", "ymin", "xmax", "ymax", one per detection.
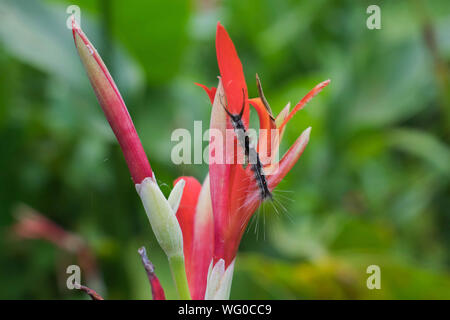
[{"xmin": 72, "ymin": 19, "xmax": 153, "ymax": 184}]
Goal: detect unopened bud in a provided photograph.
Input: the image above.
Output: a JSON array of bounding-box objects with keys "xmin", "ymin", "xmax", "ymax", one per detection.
[{"xmin": 136, "ymin": 177, "xmax": 184, "ymax": 258}]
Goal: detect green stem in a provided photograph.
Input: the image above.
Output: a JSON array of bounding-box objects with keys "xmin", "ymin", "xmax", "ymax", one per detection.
[{"xmin": 168, "ymin": 254, "xmax": 191, "ymax": 300}]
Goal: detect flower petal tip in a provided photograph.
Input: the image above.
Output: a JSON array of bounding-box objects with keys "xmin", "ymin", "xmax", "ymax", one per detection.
[
  {"xmin": 298, "ymin": 127, "xmax": 312, "ymax": 149},
  {"xmin": 70, "ymin": 15, "xmax": 78, "ymax": 39},
  {"xmin": 304, "ymin": 126, "xmax": 312, "ymax": 138},
  {"xmin": 321, "ymin": 79, "xmax": 331, "ymax": 89},
  {"xmin": 138, "ymin": 246, "xmax": 166, "ymax": 300},
  {"xmin": 70, "ymin": 18, "xmax": 86, "ymax": 48}
]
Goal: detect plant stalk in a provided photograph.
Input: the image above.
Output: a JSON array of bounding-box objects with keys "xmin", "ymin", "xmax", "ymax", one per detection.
[{"xmin": 168, "ymin": 254, "xmax": 191, "ymax": 300}]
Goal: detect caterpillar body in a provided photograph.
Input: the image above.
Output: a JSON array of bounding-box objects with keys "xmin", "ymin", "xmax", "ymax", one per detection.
[{"xmin": 221, "ymin": 90, "xmax": 272, "ymax": 201}]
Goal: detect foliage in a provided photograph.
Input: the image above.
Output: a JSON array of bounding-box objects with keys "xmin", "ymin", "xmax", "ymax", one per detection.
[{"xmin": 0, "ymin": 0, "xmax": 448, "ymax": 299}]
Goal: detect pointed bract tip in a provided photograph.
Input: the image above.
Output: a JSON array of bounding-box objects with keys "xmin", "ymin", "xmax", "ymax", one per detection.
[
  {"xmin": 216, "ymin": 22, "xmax": 229, "ymax": 39},
  {"xmin": 138, "ymin": 245, "xmax": 166, "ymax": 300},
  {"xmin": 304, "ymin": 126, "xmax": 312, "ymax": 137},
  {"xmin": 70, "ymin": 16, "xmax": 83, "ymax": 42},
  {"xmin": 321, "ymin": 79, "xmax": 331, "ymax": 87},
  {"xmin": 138, "ymin": 246, "xmax": 155, "ymax": 274},
  {"xmin": 216, "ymin": 23, "xmax": 223, "ymax": 37},
  {"xmin": 137, "ymin": 246, "xmax": 146, "ymax": 257},
  {"xmin": 71, "ymin": 16, "xmax": 76, "ymax": 38},
  {"xmin": 299, "ymin": 127, "xmax": 312, "ymax": 145}
]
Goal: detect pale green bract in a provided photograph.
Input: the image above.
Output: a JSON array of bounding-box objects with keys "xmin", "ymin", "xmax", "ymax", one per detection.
[{"xmin": 136, "ymin": 177, "xmax": 185, "ymax": 258}]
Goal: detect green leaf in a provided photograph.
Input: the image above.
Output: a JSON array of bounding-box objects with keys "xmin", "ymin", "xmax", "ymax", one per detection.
[{"xmin": 389, "ymin": 128, "xmax": 450, "ymax": 175}]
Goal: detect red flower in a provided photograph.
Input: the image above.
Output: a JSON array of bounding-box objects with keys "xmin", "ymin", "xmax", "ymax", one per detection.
[
  {"xmin": 72, "ymin": 18, "xmax": 329, "ymax": 300},
  {"xmin": 195, "ymin": 22, "xmax": 330, "ymax": 270}
]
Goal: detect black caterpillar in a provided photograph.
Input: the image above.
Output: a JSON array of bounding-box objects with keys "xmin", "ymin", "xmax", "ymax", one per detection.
[{"xmin": 220, "ymin": 90, "xmax": 272, "ymax": 201}]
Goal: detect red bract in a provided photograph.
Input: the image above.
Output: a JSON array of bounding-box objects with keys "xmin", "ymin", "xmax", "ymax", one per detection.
[
  {"xmin": 138, "ymin": 247, "xmax": 166, "ymax": 300},
  {"xmin": 197, "ymin": 23, "xmax": 330, "ymax": 267},
  {"xmin": 174, "ymin": 176, "xmax": 214, "ymax": 300},
  {"xmin": 72, "ymin": 21, "xmax": 166, "ymax": 300},
  {"xmin": 72, "ymin": 20, "xmax": 153, "ymax": 184}
]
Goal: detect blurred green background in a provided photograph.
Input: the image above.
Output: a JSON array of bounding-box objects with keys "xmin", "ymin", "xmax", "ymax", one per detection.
[{"xmin": 0, "ymin": 0, "xmax": 449, "ymax": 299}]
